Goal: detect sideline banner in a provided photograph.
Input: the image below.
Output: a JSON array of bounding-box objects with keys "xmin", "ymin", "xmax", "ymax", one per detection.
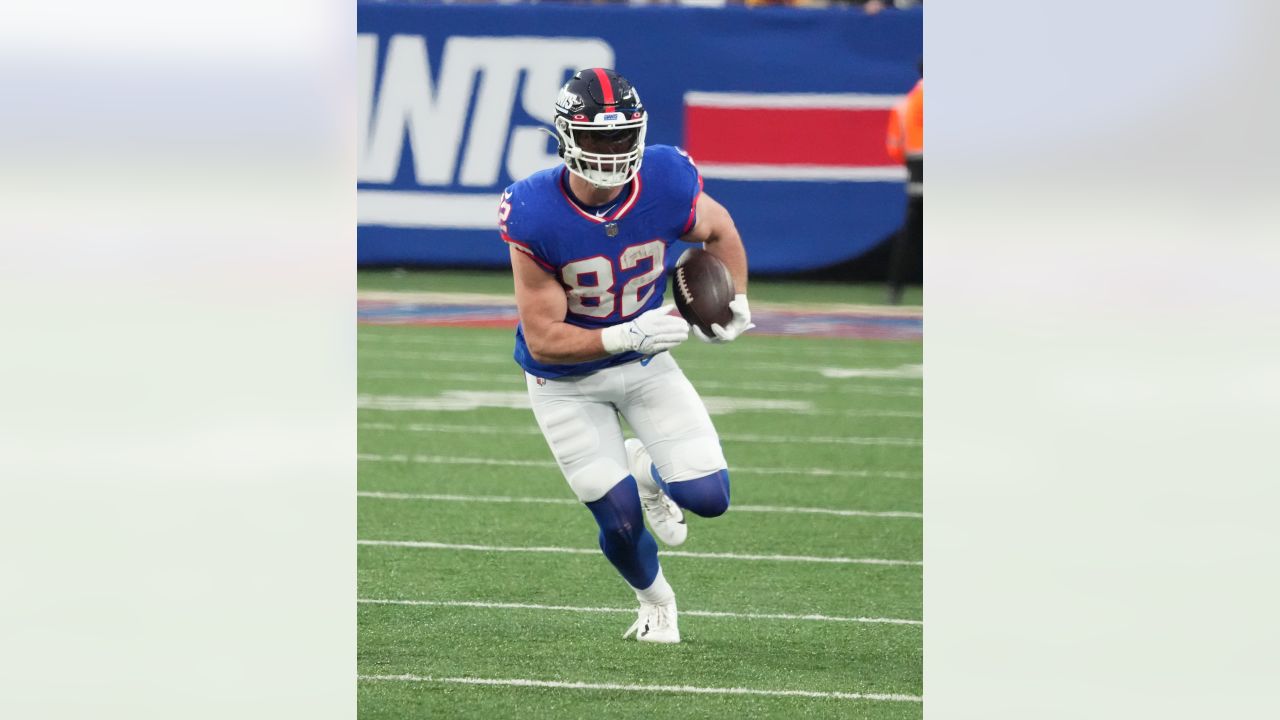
[{"xmin": 358, "ymin": 2, "xmax": 922, "ymax": 273}]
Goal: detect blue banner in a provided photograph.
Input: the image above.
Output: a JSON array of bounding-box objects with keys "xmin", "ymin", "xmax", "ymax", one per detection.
[{"xmin": 357, "ymin": 2, "xmax": 922, "ymax": 273}]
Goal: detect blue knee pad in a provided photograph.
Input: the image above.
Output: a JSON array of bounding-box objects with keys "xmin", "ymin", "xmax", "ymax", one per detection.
[
  {"xmin": 666, "ymin": 469, "xmax": 731, "ymax": 518},
  {"xmin": 585, "ymin": 476, "xmax": 660, "ymax": 589}
]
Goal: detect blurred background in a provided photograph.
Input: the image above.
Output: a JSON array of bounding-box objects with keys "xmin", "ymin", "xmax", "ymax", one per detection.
[{"xmin": 358, "ymin": 0, "xmax": 924, "ymax": 300}]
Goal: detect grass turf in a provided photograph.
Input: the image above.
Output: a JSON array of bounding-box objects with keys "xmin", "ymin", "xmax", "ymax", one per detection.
[{"xmin": 357, "ymin": 271, "xmax": 922, "ymax": 718}]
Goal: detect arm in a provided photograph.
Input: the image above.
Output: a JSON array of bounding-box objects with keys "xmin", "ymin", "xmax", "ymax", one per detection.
[
  {"xmin": 510, "ymin": 246, "xmax": 609, "ymax": 364},
  {"xmin": 681, "ymin": 191, "xmax": 748, "ymax": 294},
  {"xmin": 510, "ymin": 247, "xmax": 689, "ymax": 364},
  {"xmin": 680, "ymin": 192, "xmax": 754, "ymax": 343}
]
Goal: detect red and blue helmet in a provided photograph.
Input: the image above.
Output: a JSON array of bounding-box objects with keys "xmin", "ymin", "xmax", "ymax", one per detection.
[{"xmin": 553, "ymin": 68, "xmax": 648, "ymax": 188}]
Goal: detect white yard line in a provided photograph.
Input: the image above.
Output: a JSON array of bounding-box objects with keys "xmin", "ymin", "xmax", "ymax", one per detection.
[
  {"xmin": 357, "ymin": 540, "xmax": 921, "ymax": 567},
  {"xmin": 361, "ymin": 370, "xmax": 521, "ymax": 383},
  {"xmin": 357, "ymin": 453, "xmax": 921, "ymax": 480},
  {"xmin": 359, "ymin": 332, "xmax": 922, "ymax": 353},
  {"xmin": 357, "ymin": 392, "xmax": 820, "ymax": 415},
  {"xmin": 358, "ymin": 597, "xmax": 922, "ymax": 626},
  {"xmin": 360, "ymin": 334, "xmax": 922, "ymax": 363},
  {"xmin": 361, "ymin": 350, "xmax": 514, "ymax": 364},
  {"xmin": 357, "ymin": 398, "xmax": 921, "ymax": 420},
  {"xmin": 361, "ymin": 369, "xmax": 922, "ymax": 388},
  {"xmin": 357, "ymin": 674, "xmax": 922, "ymax": 703},
  {"xmin": 359, "ymin": 422, "xmax": 920, "ymax": 447},
  {"xmin": 357, "ymin": 490, "xmax": 922, "ymax": 519},
  {"xmin": 358, "ymin": 363, "xmax": 921, "ymax": 392}
]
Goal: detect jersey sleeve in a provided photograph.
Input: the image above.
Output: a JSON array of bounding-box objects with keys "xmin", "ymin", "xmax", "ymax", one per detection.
[
  {"xmin": 670, "ymin": 146, "xmax": 704, "ymax": 236},
  {"xmin": 498, "ymin": 185, "xmax": 555, "ymax": 272}
]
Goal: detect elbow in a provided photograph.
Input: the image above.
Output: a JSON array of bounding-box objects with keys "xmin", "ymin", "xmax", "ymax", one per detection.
[{"xmin": 525, "ymin": 333, "xmax": 556, "ymax": 364}]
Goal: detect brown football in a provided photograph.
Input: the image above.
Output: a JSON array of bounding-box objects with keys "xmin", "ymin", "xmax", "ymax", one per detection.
[{"xmin": 671, "ymin": 247, "xmax": 735, "ymax": 336}]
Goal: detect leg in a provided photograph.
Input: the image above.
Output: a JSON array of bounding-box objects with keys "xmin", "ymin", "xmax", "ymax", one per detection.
[
  {"xmin": 907, "ymin": 194, "xmax": 923, "ymax": 287},
  {"xmin": 665, "ymin": 469, "xmax": 731, "ymax": 518},
  {"xmin": 618, "ymin": 354, "xmax": 731, "ymax": 518},
  {"xmin": 584, "ymin": 476, "xmax": 660, "ymax": 590},
  {"xmin": 886, "ymin": 208, "xmax": 910, "ymax": 305},
  {"xmin": 524, "ymin": 371, "xmax": 674, "ymax": 602}
]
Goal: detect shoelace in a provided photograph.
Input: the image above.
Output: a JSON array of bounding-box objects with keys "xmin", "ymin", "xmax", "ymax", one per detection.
[{"xmin": 649, "ymin": 604, "xmax": 672, "ymax": 631}]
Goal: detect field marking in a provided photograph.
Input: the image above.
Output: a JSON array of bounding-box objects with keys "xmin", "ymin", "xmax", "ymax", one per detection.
[
  {"xmin": 361, "ymin": 368, "xmax": 922, "ymax": 388},
  {"xmin": 359, "ymin": 598, "xmax": 922, "ymax": 626},
  {"xmin": 357, "ymin": 490, "xmax": 922, "ymax": 519},
  {"xmin": 355, "ymin": 348, "xmax": 926, "ymax": 381},
  {"xmin": 357, "ymin": 453, "xmax": 921, "ymax": 480},
  {"xmin": 359, "ymin": 422, "xmax": 920, "ymax": 447},
  {"xmin": 356, "ymin": 392, "xmax": 821, "ymax": 415},
  {"xmin": 361, "ymin": 350, "xmax": 514, "ymax": 364},
  {"xmin": 362, "ymin": 370, "xmax": 521, "ymax": 383},
  {"xmin": 357, "ymin": 397, "xmax": 921, "ymax": 420},
  {"xmin": 360, "ymin": 367, "xmax": 922, "ymax": 395},
  {"xmin": 355, "ymin": 351, "xmax": 926, "ymax": 389},
  {"xmin": 819, "ymin": 365, "xmax": 921, "ymax": 379},
  {"xmin": 357, "ymin": 674, "xmax": 922, "ymax": 703},
  {"xmin": 358, "ymin": 540, "xmax": 922, "ymax": 567},
  {"xmin": 359, "ymin": 332, "xmax": 922, "ymax": 360}
]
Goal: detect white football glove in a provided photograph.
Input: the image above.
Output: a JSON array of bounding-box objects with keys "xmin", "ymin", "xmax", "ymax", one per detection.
[
  {"xmin": 693, "ymin": 293, "xmax": 755, "ymax": 344},
  {"xmin": 601, "ymin": 304, "xmax": 690, "ymax": 355}
]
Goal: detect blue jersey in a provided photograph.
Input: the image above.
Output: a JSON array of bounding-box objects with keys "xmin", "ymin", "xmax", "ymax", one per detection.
[{"xmin": 500, "ymin": 145, "xmax": 704, "ymax": 379}]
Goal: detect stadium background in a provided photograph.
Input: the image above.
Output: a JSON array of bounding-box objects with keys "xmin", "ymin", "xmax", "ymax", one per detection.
[{"xmin": 358, "ymin": 1, "xmax": 923, "ymax": 717}]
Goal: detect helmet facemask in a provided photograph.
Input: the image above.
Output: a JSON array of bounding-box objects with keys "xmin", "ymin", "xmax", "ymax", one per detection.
[{"xmin": 555, "ymin": 113, "xmax": 647, "ymax": 188}]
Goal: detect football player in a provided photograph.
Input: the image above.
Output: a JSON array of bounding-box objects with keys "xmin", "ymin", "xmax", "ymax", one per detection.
[{"xmin": 499, "ymin": 68, "xmax": 753, "ymax": 644}]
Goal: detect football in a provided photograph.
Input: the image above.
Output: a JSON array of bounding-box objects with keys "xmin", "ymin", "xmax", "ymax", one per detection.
[{"xmin": 671, "ymin": 247, "xmax": 735, "ymax": 336}]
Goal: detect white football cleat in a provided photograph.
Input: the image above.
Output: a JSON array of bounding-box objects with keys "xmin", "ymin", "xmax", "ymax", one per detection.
[
  {"xmin": 625, "ymin": 438, "xmax": 687, "ymax": 547},
  {"xmin": 622, "ymin": 597, "xmax": 680, "ymax": 644}
]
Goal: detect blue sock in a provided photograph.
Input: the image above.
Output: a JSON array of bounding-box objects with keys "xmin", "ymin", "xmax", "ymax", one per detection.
[
  {"xmin": 665, "ymin": 469, "xmax": 731, "ymax": 518},
  {"xmin": 585, "ymin": 476, "xmax": 660, "ymax": 589}
]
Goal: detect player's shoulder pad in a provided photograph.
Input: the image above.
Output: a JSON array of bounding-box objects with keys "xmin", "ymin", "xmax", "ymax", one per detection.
[
  {"xmin": 643, "ymin": 144, "xmax": 701, "ymax": 201},
  {"xmin": 645, "ymin": 144, "xmax": 700, "ymax": 175}
]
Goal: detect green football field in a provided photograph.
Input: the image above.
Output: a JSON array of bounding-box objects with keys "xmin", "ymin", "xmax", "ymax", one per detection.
[{"xmin": 358, "ymin": 270, "xmax": 923, "ymax": 718}]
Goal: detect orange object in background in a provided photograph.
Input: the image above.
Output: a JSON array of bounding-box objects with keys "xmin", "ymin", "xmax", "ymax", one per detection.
[{"xmin": 885, "ymin": 79, "xmax": 923, "ymax": 164}]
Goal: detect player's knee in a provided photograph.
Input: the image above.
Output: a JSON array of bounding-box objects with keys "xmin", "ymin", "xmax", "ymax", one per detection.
[
  {"xmin": 668, "ymin": 469, "xmax": 730, "ymax": 518},
  {"xmin": 586, "ymin": 476, "xmax": 646, "ymax": 546},
  {"xmin": 566, "ymin": 457, "xmax": 630, "ymax": 503}
]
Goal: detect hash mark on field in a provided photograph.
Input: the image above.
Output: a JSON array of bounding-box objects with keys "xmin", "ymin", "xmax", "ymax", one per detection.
[
  {"xmin": 358, "ymin": 598, "xmax": 922, "ymax": 626},
  {"xmin": 357, "ymin": 674, "xmax": 922, "ymax": 703},
  {"xmin": 357, "ymin": 540, "xmax": 922, "ymax": 567},
  {"xmin": 359, "ymin": 422, "xmax": 921, "ymax": 447},
  {"xmin": 357, "ymin": 491, "xmax": 923, "ymax": 519},
  {"xmin": 357, "ymin": 453, "xmax": 921, "ymax": 480}
]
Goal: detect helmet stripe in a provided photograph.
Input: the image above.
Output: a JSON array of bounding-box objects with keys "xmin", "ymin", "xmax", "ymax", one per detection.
[{"xmin": 592, "ymin": 67, "xmax": 616, "ymax": 112}]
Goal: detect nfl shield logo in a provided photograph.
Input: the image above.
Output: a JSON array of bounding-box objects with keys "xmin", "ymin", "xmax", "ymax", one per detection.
[{"xmin": 536, "ymin": 377, "xmax": 546, "ymax": 386}]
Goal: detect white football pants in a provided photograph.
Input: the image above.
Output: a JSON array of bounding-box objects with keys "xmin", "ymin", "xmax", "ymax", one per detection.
[{"xmin": 524, "ymin": 351, "xmax": 727, "ymax": 503}]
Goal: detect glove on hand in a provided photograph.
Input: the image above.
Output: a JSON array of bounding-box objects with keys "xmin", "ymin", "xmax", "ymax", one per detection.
[
  {"xmin": 692, "ymin": 294, "xmax": 755, "ymax": 344},
  {"xmin": 601, "ymin": 304, "xmax": 690, "ymax": 355}
]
